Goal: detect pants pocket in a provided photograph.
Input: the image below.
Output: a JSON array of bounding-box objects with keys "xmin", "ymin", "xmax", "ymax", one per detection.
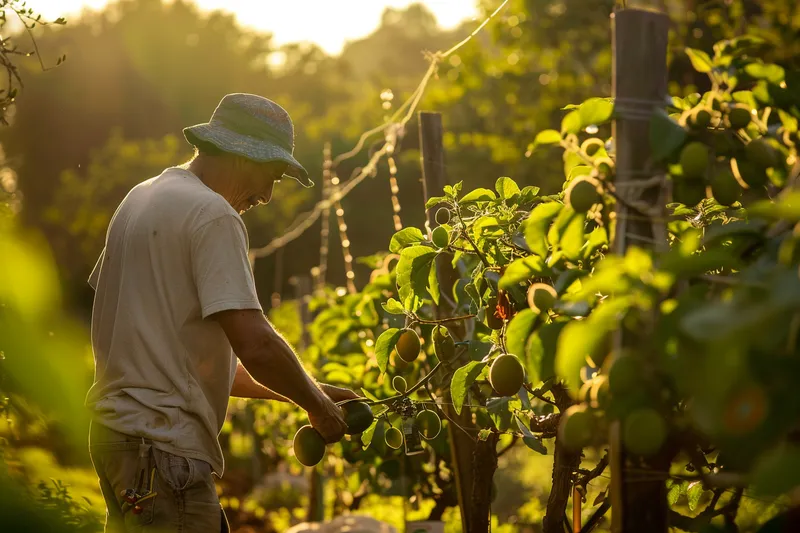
[{"xmin": 153, "ymin": 448, "xmax": 196, "ymax": 491}]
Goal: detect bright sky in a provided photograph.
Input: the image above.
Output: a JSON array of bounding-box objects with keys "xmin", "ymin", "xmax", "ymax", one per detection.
[{"xmin": 32, "ymin": 0, "xmax": 480, "ymax": 55}]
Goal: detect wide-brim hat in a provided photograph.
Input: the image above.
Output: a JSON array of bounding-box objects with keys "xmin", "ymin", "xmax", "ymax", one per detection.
[{"xmin": 183, "ymin": 93, "xmax": 312, "ymax": 187}]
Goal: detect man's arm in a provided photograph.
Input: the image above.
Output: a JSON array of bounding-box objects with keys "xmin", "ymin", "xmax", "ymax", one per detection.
[
  {"xmin": 214, "ymin": 308, "xmax": 347, "ymax": 442},
  {"xmin": 231, "ymin": 361, "xmax": 360, "ymax": 403}
]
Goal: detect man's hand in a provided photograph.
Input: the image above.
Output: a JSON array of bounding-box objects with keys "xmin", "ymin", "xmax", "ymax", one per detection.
[
  {"xmin": 308, "ymin": 395, "xmax": 348, "ymax": 443},
  {"xmin": 320, "ymin": 383, "xmax": 361, "ymax": 404}
]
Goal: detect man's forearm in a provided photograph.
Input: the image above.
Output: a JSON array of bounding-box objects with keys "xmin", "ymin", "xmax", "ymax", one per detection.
[
  {"xmin": 230, "ymin": 362, "xmax": 290, "ymax": 401},
  {"xmin": 236, "ymin": 328, "xmax": 326, "ymax": 413}
]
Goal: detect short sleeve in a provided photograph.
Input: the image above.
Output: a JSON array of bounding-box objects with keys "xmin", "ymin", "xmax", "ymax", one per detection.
[
  {"xmin": 190, "ymin": 215, "xmax": 262, "ymax": 318},
  {"xmin": 88, "ymin": 248, "xmax": 105, "ymax": 291}
]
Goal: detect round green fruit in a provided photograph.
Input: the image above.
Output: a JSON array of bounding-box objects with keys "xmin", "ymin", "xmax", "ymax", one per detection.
[
  {"xmin": 559, "ymin": 405, "xmax": 595, "ymax": 451},
  {"xmin": 385, "ymin": 426, "xmax": 403, "ymax": 449},
  {"xmin": 432, "ymin": 325, "xmax": 456, "ymax": 361},
  {"xmin": 392, "ymin": 375, "xmax": 408, "ymax": 394},
  {"xmin": 395, "ymin": 329, "xmax": 421, "ymax": 363},
  {"xmin": 435, "ymin": 207, "xmax": 450, "ymax": 225},
  {"xmin": 673, "ymin": 180, "xmax": 707, "ymax": 206},
  {"xmin": 735, "ymin": 159, "xmax": 768, "ymax": 188},
  {"xmin": 689, "ymin": 108, "xmax": 711, "ymax": 129},
  {"xmin": 608, "ymin": 354, "xmax": 644, "ymax": 397},
  {"xmin": 527, "ymin": 283, "xmax": 557, "ymax": 314},
  {"xmin": 416, "ymin": 409, "xmax": 442, "ymax": 440},
  {"xmin": 710, "ymin": 168, "xmax": 742, "ymax": 206},
  {"xmin": 343, "ymin": 402, "xmax": 374, "ymax": 435},
  {"xmin": 293, "ymin": 425, "xmax": 326, "ymax": 467},
  {"xmin": 679, "ymin": 142, "xmax": 710, "ymax": 179},
  {"xmin": 432, "ymin": 226, "xmax": 450, "ymax": 248},
  {"xmin": 489, "ymin": 354, "xmax": 525, "ymax": 397},
  {"xmin": 746, "ymin": 138, "xmax": 778, "ymax": 169},
  {"xmin": 728, "ymin": 107, "xmax": 752, "ymax": 129},
  {"xmin": 622, "ymin": 408, "xmax": 667, "ymax": 457},
  {"xmin": 567, "ymin": 177, "xmax": 602, "ymax": 213}
]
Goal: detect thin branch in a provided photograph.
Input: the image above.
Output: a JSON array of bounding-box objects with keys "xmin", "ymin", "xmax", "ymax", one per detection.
[{"xmin": 496, "ymin": 434, "xmax": 519, "ymax": 458}]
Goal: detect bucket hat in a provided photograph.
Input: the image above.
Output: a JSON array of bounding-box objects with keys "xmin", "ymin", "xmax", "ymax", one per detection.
[{"xmin": 183, "ymin": 93, "xmax": 312, "ymax": 187}]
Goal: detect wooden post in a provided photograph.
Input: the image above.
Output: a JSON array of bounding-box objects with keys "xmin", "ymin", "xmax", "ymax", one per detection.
[
  {"xmin": 609, "ymin": 9, "xmax": 670, "ymax": 533},
  {"xmin": 419, "ymin": 111, "xmax": 476, "ymax": 532}
]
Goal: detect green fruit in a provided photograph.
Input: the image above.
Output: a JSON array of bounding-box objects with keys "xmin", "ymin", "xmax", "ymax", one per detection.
[
  {"xmin": 293, "ymin": 425, "xmax": 326, "ymax": 467},
  {"xmin": 710, "ymin": 168, "xmax": 742, "ymax": 206},
  {"xmin": 527, "ymin": 283, "xmax": 557, "ymax": 314},
  {"xmin": 608, "ymin": 354, "xmax": 644, "ymax": 397},
  {"xmin": 489, "ymin": 354, "xmax": 525, "ymax": 397},
  {"xmin": 679, "ymin": 142, "xmax": 709, "ymax": 179},
  {"xmin": 567, "ymin": 177, "xmax": 601, "ymax": 213},
  {"xmin": 485, "ymin": 296, "xmax": 504, "ymax": 330},
  {"xmin": 432, "ymin": 226, "xmax": 450, "ymax": 248},
  {"xmin": 416, "ymin": 409, "xmax": 442, "ymax": 440},
  {"xmin": 735, "ymin": 159, "xmax": 768, "ymax": 188},
  {"xmin": 432, "ymin": 325, "xmax": 456, "ymax": 361},
  {"xmin": 395, "ymin": 329, "xmax": 421, "ymax": 363},
  {"xmin": 435, "ymin": 207, "xmax": 450, "ymax": 225},
  {"xmin": 690, "ymin": 108, "xmax": 711, "ymax": 129},
  {"xmin": 673, "ymin": 180, "xmax": 707, "ymax": 206},
  {"xmin": 746, "ymin": 138, "xmax": 778, "ymax": 169},
  {"xmin": 559, "ymin": 405, "xmax": 594, "ymax": 451},
  {"xmin": 623, "ymin": 408, "xmax": 667, "ymax": 456},
  {"xmin": 392, "ymin": 375, "xmax": 408, "ymax": 394},
  {"xmin": 385, "ymin": 426, "xmax": 403, "ymax": 449},
  {"xmin": 728, "ymin": 107, "xmax": 752, "ymax": 129},
  {"xmin": 343, "ymin": 402, "xmax": 374, "ymax": 435}
]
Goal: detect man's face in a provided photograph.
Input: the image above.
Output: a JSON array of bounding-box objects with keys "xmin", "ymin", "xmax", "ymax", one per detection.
[{"xmin": 232, "ymin": 161, "xmax": 289, "ymax": 214}]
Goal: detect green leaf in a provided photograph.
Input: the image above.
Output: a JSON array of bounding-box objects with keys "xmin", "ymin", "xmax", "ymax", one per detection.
[
  {"xmin": 745, "ymin": 62, "xmax": 785, "ymax": 84},
  {"xmin": 396, "ymin": 246, "xmax": 438, "ymax": 312},
  {"xmin": 506, "ymin": 309, "xmax": 538, "ymax": 357},
  {"xmin": 425, "ymin": 195, "xmax": 448, "ymax": 210},
  {"xmin": 666, "ymin": 480, "xmax": 685, "ymax": 506},
  {"xmin": 529, "ymin": 129, "xmax": 562, "ymax": 154},
  {"xmin": 523, "ymin": 202, "xmax": 562, "ymax": 257},
  {"xmin": 685, "ymin": 48, "xmax": 713, "ymax": 73},
  {"xmin": 361, "ymin": 388, "xmax": 380, "ymax": 402},
  {"xmin": 560, "ymin": 211, "xmax": 586, "ymax": 261},
  {"xmin": 750, "ymin": 191, "xmax": 800, "ymax": 221},
  {"xmin": 428, "ymin": 254, "xmax": 440, "ymax": 305},
  {"xmin": 686, "ymin": 481, "xmax": 704, "ymax": 511},
  {"xmin": 523, "ymin": 436, "xmax": 547, "ymax": 454},
  {"xmin": 374, "ymin": 328, "xmax": 402, "ymax": 373},
  {"xmin": 526, "ymin": 321, "xmax": 566, "ymax": 384},
  {"xmin": 579, "ymin": 97, "xmax": 614, "ymax": 127},
  {"xmin": 650, "ymin": 108, "xmax": 687, "ymax": 162},
  {"xmin": 389, "ymin": 227, "xmax": 425, "ymax": 253},
  {"xmin": 361, "ymin": 417, "xmax": 379, "ymax": 448},
  {"xmin": 381, "ymin": 298, "xmax": 405, "ymax": 315},
  {"xmin": 561, "ymin": 110, "xmax": 581, "ymax": 135},
  {"xmin": 495, "ymin": 177, "xmax": 520, "ymax": 199},
  {"xmin": 499, "ymin": 256, "xmax": 548, "ymax": 290},
  {"xmin": 752, "ymin": 445, "xmax": 800, "ymax": 496},
  {"xmin": 460, "ymin": 188, "xmax": 496, "ymax": 204},
  {"xmin": 451, "ymin": 361, "xmax": 487, "ymax": 414}
]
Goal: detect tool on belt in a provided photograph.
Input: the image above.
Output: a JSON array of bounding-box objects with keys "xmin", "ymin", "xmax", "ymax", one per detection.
[{"xmin": 119, "ymin": 440, "xmax": 158, "ymax": 516}]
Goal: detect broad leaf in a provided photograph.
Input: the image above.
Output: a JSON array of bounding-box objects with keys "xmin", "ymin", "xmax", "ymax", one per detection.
[
  {"xmin": 499, "ymin": 256, "xmax": 548, "ymax": 289},
  {"xmin": 374, "ymin": 328, "xmax": 402, "ymax": 373},
  {"xmin": 381, "ymin": 298, "xmax": 405, "ymax": 315},
  {"xmin": 523, "ymin": 436, "xmax": 547, "ymax": 454},
  {"xmin": 460, "ymin": 188, "xmax": 496, "ymax": 204},
  {"xmin": 523, "ymin": 202, "xmax": 562, "ymax": 257},
  {"xmin": 451, "ymin": 361, "xmax": 486, "ymax": 414},
  {"xmin": 496, "ymin": 176, "xmax": 520, "ymax": 199},
  {"xmin": 529, "ymin": 129, "xmax": 562, "ymax": 154},
  {"xmin": 389, "ymin": 227, "xmax": 425, "ymax": 253},
  {"xmin": 561, "ymin": 110, "xmax": 581, "ymax": 135},
  {"xmin": 579, "ymin": 97, "xmax": 614, "ymax": 127},
  {"xmin": 526, "ymin": 321, "xmax": 567, "ymax": 384},
  {"xmin": 745, "ymin": 62, "xmax": 785, "ymax": 84},
  {"xmin": 650, "ymin": 109, "xmax": 687, "ymax": 162},
  {"xmin": 396, "ymin": 246, "xmax": 438, "ymax": 312},
  {"xmin": 506, "ymin": 309, "xmax": 538, "ymax": 357},
  {"xmin": 425, "ymin": 195, "xmax": 448, "ymax": 209},
  {"xmin": 685, "ymin": 48, "xmax": 713, "ymax": 73},
  {"xmin": 687, "ymin": 481, "xmax": 704, "ymax": 511},
  {"xmin": 361, "ymin": 417, "xmax": 379, "ymax": 448}
]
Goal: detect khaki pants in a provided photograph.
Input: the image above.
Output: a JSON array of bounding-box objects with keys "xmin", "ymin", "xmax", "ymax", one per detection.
[{"xmin": 89, "ymin": 422, "xmax": 229, "ymax": 533}]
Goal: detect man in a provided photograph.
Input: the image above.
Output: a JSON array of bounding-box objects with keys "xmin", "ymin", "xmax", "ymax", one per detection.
[{"xmin": 86, "ymin": 93, "xmax": 357, "ymax": 532}]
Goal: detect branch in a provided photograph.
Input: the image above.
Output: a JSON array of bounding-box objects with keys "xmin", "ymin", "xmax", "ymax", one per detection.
[
  {"xmin": 579, "ymin": 499, "xmax": 611, "ymax": 533},
  {"xmin": 668, "ymin": 488, "xmax": 744, "ymax": 532},
  {"xmin": 496, "ymin": 434, "xmax": 519, "ymax": 458}
]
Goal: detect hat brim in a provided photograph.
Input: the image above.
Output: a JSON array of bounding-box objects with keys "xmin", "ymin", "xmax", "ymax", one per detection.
[{"xmin": 183, "ymin": 123, "xmax": 313, "ymax": 187}]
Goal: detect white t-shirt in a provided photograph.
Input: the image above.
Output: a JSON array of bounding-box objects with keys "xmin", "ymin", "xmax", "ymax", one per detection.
[{"xmin": 86, "ymin": 167, "xmax": 262, "ymax": 475}]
